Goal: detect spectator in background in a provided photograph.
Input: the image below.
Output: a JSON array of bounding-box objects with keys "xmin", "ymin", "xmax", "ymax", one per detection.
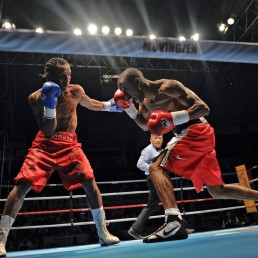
[
  {"xmin": 128, "ymin": 134, "xmax": 163, "ymax": 239},
  {"xmin": 221, "ymin": 211, "xmax": 240, "ymax": 229}
]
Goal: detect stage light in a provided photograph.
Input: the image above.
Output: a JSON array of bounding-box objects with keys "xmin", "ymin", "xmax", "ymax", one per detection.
[
  {"xmin": 191, "ymin": 33, "xmax": 199, "ymax": 41},
  {"xmin": 219, "ymin": 23, "xmax": 227, "ymax": 32},
  {"xmin": 126, "ymin": 29, "xmax": 133, "ymax": 37},
  {"xmin": 73, "ymin": 28, "xmax": 82, "ymax": 36},
  {"xmin": 101, "ymin": 26, "xmax": 110, "ymax": 35},
  {"xmin": 149, "ymin": 34, "xmax": 156, "ymax": 40},
  {"xmin": 88, "ymin": 23, "xmax": 98, "ymax": 35},
  {"xmin": 114, "ymin": 27, "xmax": 122, "ymax": 35},
  {"xmin": 35, "ymin": 27, "xmax": 43, "ymax": 33},
  {"xmin": 2, "ymin": 21, "xmax": 16, "ymax": 30},
  {"xmin": 179, "ymin": 36, "xmax": 186, "ymax": 41},
  {"xmin": 227, "ymin": 17, "xmax": 235, "ymax": 25}
]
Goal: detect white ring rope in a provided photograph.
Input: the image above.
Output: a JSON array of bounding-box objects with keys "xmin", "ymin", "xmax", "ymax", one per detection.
[
  {"xmin": 0, "ymin": 164, "xmax": 256, "ymax": 231},
  {"xmin": 0, "ymin": 189, "xmax": 186, "ymax": 202},
  {"xmin": 0, "ymin": 184, "xmax": 242, "ymax": 202},
  {"xmin": 0, "ymin": 166, "xmax": 256, "ymax": 189},
  {"xmin": 10, "ymin": 204, "xmax": 253, "ymax": 230}
]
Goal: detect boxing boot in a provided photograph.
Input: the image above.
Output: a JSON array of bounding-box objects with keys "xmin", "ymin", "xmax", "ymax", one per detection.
[
  {"xmin": 0, "ymin": 215, "xmax": 15, "ymax": 257},
  {"xmin": 92, "ymin": 208, "xmax": 120, "ymax": 246}
]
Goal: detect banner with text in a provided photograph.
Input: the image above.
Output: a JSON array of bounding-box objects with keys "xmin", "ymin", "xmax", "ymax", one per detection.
[{"xmin": 1, "ymin": 29, "xmax": 258, "ymax": 64}]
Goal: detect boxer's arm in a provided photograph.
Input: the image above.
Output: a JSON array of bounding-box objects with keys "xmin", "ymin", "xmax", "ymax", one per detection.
[
  {"xmin": 164, "ymin": 80, "xmax": 210, "ymax": 119},
  {"xmin": 80, "ymin": 95, "xmax": 122, "ymax": 112},
  {"xmin": 28, "ymin": 91, "xmax": 57, "ymax": 137},
  {"xmin": 78, "ymin": 87, "xmax": 121, "ymax": 112},
  {"xmin": 133, "ymin": 104, "xmax": 151, "ymax": 131},
  {"xmin": 79, "ymin": 94, "xmax": 106, "ymax": 111}
]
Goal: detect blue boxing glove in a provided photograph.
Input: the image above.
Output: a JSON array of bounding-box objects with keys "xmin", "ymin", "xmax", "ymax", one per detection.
[
  {"xmin": 102, "ymin": 98, "xmax": 123, "ymax": 112},
  {"xmin": 40, "ymin": 81, "xmax": 61, "ymax": 119}
]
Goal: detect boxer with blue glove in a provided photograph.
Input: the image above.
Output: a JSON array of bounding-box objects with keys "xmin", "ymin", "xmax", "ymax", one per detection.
[
  {"xmin": 0, "ymin": 57, "xmax": 120, "ymax": 257},
  {"xmin": 40, "ymin": 81, "xmax": 61, "ymax": 119}
]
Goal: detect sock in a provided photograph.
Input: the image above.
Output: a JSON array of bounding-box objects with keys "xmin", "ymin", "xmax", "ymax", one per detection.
[
  {"xmin": 165, "ymin": 208, "xmax": 182, "ymax": 220},
  {"xmin": 0, "ymin": 215, "xmax": 15, "ymax": 231},
  {"xmin": 91, "ymin": 206, "xmax": 105, "ymax": 233},
  {"xmin": 91, "ymin": 206, "xmax": 103, "ymax": 219},
  {"xmin": 0, "ymin": 215, "xmax": 15, "ymax": 245}
]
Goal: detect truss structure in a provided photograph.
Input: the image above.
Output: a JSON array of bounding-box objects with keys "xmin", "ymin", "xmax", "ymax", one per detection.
[
  {"xmin": 0, "ymin": 51, "xmax": 217, "ymax": 73},
  {"xmin": 223, "ymin": 0, "xmax": 258, "ymax": 42}
]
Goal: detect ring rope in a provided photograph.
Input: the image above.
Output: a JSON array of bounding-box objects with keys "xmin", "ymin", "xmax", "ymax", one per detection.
[
  {"xmin": 0, "ymin": 184, "xmax": 243, "ymax": 202},
  {"xmin": 1, "ymin": 165, "xmax": 257, "ymax": 232},
  {"xmin": 9, "ymin": 204, "xmax": 253, "ymax": 230},
  {"xmin": 0, "ymin": 188, "xmax": 198, "ymax": 202},
  {"xmin": 0, "ymin": 197, "xmax": 216, "ymax": 216},
  {"xmin": 0, "ymin": 166, "xmax": 256, "ymax": 189}
]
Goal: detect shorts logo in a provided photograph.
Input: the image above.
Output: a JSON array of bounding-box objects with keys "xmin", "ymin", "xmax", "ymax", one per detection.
[
  {"xmin": 176, "ymin": 155, "xmax": 186, "ymax": 160},
  {"xmin": 163, "ymin": 222, "xmax": 181, "ymax": 237},
  {"xmin": 161, "ymin": 118, "xmax": 171, "ymax": 128}
]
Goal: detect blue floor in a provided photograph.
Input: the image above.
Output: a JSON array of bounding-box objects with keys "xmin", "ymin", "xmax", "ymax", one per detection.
[{"xmin": 8, "ymin": 225, "xmax": 258, "ymax": 258}]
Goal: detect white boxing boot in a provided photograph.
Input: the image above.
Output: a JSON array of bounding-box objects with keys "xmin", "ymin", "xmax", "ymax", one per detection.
[
  {"xmin": 91, "ymin": 207, "xmax": 120, "ymax": 246},
  {"xmin": 0, "ymin": 215, "xmax": 15, "ymax": 257}
]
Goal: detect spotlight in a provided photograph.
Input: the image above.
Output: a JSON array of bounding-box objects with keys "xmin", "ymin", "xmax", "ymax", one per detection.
[
  {"xmin": 101, "ymin": 26, "xmax": 110, "ymax": 35},
  {"xmin": 178, "ymin": 36, "xmax": 186, "ymax": 41},
  {"xmin": 227, "ymin": 17, "xmax": 235, "ymax": 25},
  {"xmin": 149, "ymin": 34, "xmax": 156, "ymax": 40},
  {"xmin": 73, "ymin": 28, "xmax": 82, "ymax": 36},
  {"xmin": 126, "ymin": 29, "xmax": 133, "ymax": 37},
  {"xmin": 191, "ymin": 33, "xmax": 199, "ymax": 41},
  {"xmin": 218, "ymin": 23, "xmax": 228, "ymax": 32},
  {"xmin": 114, "ymin": 27, "xmax": 122, "ymax": 35},
  {"xmin": 2, "ymin": 21, "xmax": 16, "ymax": 30},
  {"xmin": 88, "ymin": 23, "xmax": 98, "ymax": 35},
  {"xmin": 35, "ymin": 27, "xmax": 43, "ymax": 33}
]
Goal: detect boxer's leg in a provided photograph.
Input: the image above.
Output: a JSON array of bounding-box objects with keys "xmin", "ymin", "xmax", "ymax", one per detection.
[
  {"xmin": 207, "ymin": 184, "xmax": 258, "ymax": 200},
  {"xmin": 82, "ymin": 179, "xmax": 120, "ymax": 246},
  {"xmin": 0, "ymin": 181, "xmax": 32, "ymax": 257},
  {"xmin": 143, "ymin": 154, "xmax": 188, "ymax": 243}
]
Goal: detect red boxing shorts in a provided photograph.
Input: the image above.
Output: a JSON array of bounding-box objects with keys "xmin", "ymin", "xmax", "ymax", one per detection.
[
  {"xmin": 15, "ymin": 131, "xmax": 94, "ymax": 192},
  {"xmin": 160, "ymin": 123, "xmax": 224, "ymax": 193}
]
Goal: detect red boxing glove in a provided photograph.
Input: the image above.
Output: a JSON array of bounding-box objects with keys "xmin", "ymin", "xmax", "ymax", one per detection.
[
  {"xmin": 148, "ymin": 110, "xmax": 175, "ymax": 136},
  {"xmin": 114, "ymin": 89, "xmax": 138, "ymax": 119},
  {"xmin": 113, "ymin": 89, "xmax": 131, "ymax": 110}
]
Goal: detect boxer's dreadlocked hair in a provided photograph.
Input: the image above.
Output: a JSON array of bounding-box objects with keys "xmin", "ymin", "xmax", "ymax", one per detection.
[{"xmin": 39, "ymin": 57, "xmax": 69, "ymax": 82}]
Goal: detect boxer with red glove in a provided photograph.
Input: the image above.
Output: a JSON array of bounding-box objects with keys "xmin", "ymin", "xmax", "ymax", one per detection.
[
  {"xmin": 148, "ymin": 110, "xmax": 190, "ymax": 136},
  {"xmin": 114, "ymin": 89, "xmax": 138, "ymax": 119}
]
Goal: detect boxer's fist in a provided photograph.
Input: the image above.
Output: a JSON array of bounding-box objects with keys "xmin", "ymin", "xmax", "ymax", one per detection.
[
  {"xmin": 148, "ymin": 110, "xmax": 174, "ymax": 136},
  {"xmin": 113, "ymin": 89, "xmax": 132, "ymax": 109},
  {"xmin": 41, "ymin": 81, "xmax": 61, "ymax": 109},
  {"xmin": 114, "ymin": 89, "xmax": 138, "ymax": 119},
  {"xmin": 102, "ymin": 98, "xmax": 123, "ymax": 112},
  {"xmin": 40, "ymin": 81, "xmax": 61, "ymax": 119}
]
